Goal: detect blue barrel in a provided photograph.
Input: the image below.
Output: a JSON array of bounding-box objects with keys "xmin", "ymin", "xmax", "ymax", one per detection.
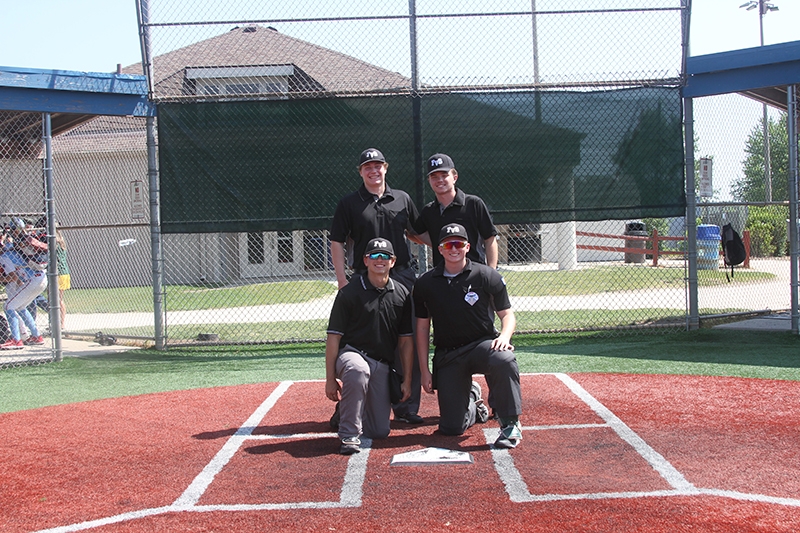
[{"xmin": 697, "ymin": 224, "xmax": 720, "ymax": 270}]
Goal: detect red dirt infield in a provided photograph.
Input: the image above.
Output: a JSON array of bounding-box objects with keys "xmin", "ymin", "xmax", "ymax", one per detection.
[{"xmin": 2, "ymin": 373, "xmax": 800, "ymax": 532}]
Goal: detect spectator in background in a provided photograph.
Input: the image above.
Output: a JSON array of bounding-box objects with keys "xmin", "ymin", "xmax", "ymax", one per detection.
[
  {"xmin": 0, "ymin": 262, "xmax": 13, "ymax": 343},
  {"xmin": 56, "ymin": 226, "xmax": 70, "ymax": 329},
  {"xmin": 1, "ymin": 218, "xmax": 47, "ymax": 349}
]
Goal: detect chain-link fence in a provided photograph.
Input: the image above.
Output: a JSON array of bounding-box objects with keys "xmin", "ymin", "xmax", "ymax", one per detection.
[
  {"xmin": 0, "ymin": 111, "xmax": 155, "ymax": 368},
  {"xmin": 7, "ymin": 1, "xmax": 796, "ymax": 362},
  {"xmin": 692, "ymin": 93, "xmax": 793, "ymax": 323},
  {"xmin": 0, "ymin": 111, "xmax": 54, "ymax": 366},
  {"xmin": 128, "ymin": 0, "xmax": 694, "ymax": 346},
  {"xmin": 51, "ymin": 116, "xmax": 153, "ymax": 341}
]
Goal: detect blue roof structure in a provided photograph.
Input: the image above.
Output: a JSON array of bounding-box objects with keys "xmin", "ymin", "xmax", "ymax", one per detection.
[
  {"xmin": 0, "ymin": 66, "xmax": 154, "ymax": 157},
  {"xmin": 683, "ymin": 40, "xmax": 800, "ymax": 110},
  {"xmin": 0, "ymin": 66, "xmax": 153, "ymax": 117}
]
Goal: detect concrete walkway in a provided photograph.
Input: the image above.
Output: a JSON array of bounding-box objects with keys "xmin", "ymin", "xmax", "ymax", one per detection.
[
  {"xmin": 713, "ymin": 311, "xmax": 793, "ymax": 332},
  {"xmin": 64, "ymin": 258, "xmax": 793, "ymax": 330},
  {"xmin": 0, "ymin": 337, "xmax": 139, "ymax": 365}
]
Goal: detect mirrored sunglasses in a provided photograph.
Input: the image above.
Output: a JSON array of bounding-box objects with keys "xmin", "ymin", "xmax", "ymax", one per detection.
[
  {"xmin": 440, "ymin": 241, "xmax": 467, "ymax": 250},
  {"xmin": 367, "ymin": 252, "xmax": 392, "ymax": 260}
]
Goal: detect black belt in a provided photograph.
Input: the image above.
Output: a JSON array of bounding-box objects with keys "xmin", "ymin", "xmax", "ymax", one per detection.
[
  {"xmin": 438, "ymin": 336, "xmax": 493, "ymax": 353},
  {"xmin": 342, "ymin": 344, "xmax": 392, "ymax": 365}
]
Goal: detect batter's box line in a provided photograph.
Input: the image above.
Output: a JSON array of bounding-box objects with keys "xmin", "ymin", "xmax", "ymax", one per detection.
[
  {"xmin": 33, "ymin": 381, "xmax": 370, "ymax": 533},
  {"xmin": 173, "ymin": 381, "xmax": 370, "ymax": 509},
  {"xmin": 486, "ymin": 372, "xmax": 696, "ymax": 503},
  {"xmin": 485, "ymin": 373, "xmax": 800, "ymax": 508}
]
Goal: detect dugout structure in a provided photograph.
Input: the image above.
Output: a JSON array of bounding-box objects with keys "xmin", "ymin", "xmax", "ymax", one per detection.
[{"xmin": 0, "ymin": 67, "xmax": 156, "ymax": 364}]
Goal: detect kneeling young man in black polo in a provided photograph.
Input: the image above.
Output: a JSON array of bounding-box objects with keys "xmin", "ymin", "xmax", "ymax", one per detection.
[
  {"xmin": 413, "ymin": 223, "xmax": 523, "ymax": 449},
  {"xmin": 325, "ymin": 238, "xmax": 414, "ymax": 455}
]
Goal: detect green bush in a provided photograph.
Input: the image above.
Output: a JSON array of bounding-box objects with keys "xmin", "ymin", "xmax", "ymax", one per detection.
[{"xmin": 745, "ymin": 205, "xmax": 788, "ymax": 257}]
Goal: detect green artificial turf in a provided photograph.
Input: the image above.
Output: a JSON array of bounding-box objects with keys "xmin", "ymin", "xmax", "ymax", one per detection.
[{"xmin": 2, "ymin": 329, "xmax": 799, "ymax": 414}]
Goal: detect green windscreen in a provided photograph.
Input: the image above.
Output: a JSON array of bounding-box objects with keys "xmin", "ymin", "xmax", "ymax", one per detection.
[{"xmin": 158, "ymin": 87, "xmax": 684, "ymax": 233}]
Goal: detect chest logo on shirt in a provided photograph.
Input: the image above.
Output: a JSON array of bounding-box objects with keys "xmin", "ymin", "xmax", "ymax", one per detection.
[{"xmin": 464, "ymin": 291, "xmax": 479, "ymax": 306}]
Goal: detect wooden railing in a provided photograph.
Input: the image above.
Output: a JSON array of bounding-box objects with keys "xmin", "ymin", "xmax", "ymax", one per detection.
[{"xmin": 575, "ymin": 229, "xmax": 751, "ymax": 267}]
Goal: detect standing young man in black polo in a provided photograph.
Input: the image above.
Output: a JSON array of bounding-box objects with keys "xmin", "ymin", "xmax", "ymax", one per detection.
[
  {"xmin": 325, "ymin": 238, "xmax": 414, "ymax": 455},
  {"xmin": 413, "ymin": 153, "xmax": 498, "ymax": 268},
  {"xmin": 330, "ymin": 148, "xmax": 429, "ymax": 424},
  {"xmin": 413, "ymin": 223, "xmax": 523, "ymax": 449},
  {"xmin": 330, "ymin": 148, "xmax": 427, "ymax": 290}
]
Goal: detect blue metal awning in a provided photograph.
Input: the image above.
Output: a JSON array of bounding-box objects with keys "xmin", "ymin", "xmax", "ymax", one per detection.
[
  {"xmin": 683, "ymin": 40, "xmax": 800, "ymax": 110},
  {"xmin": 0, "ymin": 66, "xmax": 153, "ymax": 117}
]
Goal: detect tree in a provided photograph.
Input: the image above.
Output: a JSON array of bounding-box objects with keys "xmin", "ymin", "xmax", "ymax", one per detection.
[{"xmin": 731, "ymin": 113, "xmax": 791, "ymax": 202}]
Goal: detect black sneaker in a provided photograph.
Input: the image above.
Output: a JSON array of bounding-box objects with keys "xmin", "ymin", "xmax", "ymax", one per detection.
[
  {"xmin": 394, "ymin": 412, "xmax": 424, "ymax": 424},
  {"xmin": 339, "ymin": 437, "xmax": 361, "ymax": 455},
  {"xmin": 330, "ymin": 402, "xmax": 340, "ymax": 429},
  {"xmin": 471, "ymin": 381, "xmax": 489, "ymax": 424}
]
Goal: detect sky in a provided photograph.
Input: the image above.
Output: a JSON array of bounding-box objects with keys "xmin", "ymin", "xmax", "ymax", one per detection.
[
  {"xmin": 2, "ymin": 0, "xmax": 799, "ymax": 74},
  {"xmin": 2, "ymin": 0, "xmax": 798, "ymax": 199}
]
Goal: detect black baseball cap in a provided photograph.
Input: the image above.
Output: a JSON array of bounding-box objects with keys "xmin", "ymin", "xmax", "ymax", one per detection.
[
  {"xmin": 438, "ymin": 223, "xmax": 468, "ymax": 243},
  {"xmin": 359, "ymin": 148, "xmax": 386, "ymax": 167},
  {"xmin": 427, "ymin": 153, "xmax": 455, "ymax": 175},
  {"xmin": 365, "ymin": 237, "xmax": 395, "ymax": 256}
]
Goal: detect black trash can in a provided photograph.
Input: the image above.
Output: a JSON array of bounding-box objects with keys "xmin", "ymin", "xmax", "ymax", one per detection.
[{"xmin": 624, "ymin": 221, "xmax": 647, "ymax": 264}]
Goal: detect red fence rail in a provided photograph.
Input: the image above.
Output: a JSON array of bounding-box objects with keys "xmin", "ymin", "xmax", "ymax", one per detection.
[{"xmin": 575, "ymin": 229, "xmax": 751, "ymax": 267}]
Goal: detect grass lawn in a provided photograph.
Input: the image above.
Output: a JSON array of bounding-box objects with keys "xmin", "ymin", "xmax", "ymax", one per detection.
[
  {"xmin": 2, "ymin": 329, "xmax": 798, "ymax": 413},
  {"xmin": 64, "ymin": 280, "xmax": 337, "ymax": 314},
  {"xmin": 502, "ymin": 265, "xmax": 772, "ymax": 297},
  {"xmin": 87, "ymin": 309, "xmax": 752, "ymax": 341},
  {"xmin": 64, "ymin": 266, "xmax": 774, "ymax": 315}
]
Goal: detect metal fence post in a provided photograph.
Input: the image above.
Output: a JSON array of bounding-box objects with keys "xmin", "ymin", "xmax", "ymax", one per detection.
[
  {"xmin": 684, "ymin": 97, "xmax": 699, "ymax": 330},
  {"xmin": 42, "ymin": 113, "xmax": 62, "ymax": 361},
  {"xmin": 147, "ymin": 115, "xmax": 165, "ymax": 350},
  {"xmin": 409, "ymin": 0, "xmax": 427, "ymax": 273},
  {"xmin": 788, "ymin": 84, "xmax": 799, "ymax": 334},
  {"xmin": 138, "ymin": 0, "xmax": 164, "ymax": 349}
]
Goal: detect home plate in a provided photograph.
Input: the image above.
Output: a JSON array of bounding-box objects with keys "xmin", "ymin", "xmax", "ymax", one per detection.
[{"xmin": 390, "ymin": 447, "xmax": 474, "ymax": 465}]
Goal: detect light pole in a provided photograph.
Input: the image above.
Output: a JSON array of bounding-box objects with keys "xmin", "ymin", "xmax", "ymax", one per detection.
[{"xmin": 740, "ymin": 0, "xmax": 779, "ymax": 201}]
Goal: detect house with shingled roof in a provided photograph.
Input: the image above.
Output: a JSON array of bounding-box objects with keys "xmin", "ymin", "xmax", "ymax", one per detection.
[{"xmin": 50, "ymin": 25, "xmax": 415, "ymax": 289}]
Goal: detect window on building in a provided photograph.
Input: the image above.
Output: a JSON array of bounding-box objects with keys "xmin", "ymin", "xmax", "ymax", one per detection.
[
  {"xmin": 247, "ymin": 232, "xmax": 265, "ymax": 264},
  {"xmin": 277, "ymin": 231, "xmax": 293, "ymax": 263},
  {"xmin": 186, "ymin": 65, "xmax": 293, "ymax": 100}
]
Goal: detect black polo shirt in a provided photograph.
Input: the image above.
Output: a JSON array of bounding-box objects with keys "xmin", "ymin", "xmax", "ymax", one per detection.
[
  {"xmin": 330, "ymin": 184, "xmax": 421, "ymax": 273},
  {"xmin": 413, "ymin": 259, "xmax": 511, "ymax": 350},
  {"xmin": 327, "ymin": 274, "xmax": 413, "ymax": 363},
  {"xmin": 412, "ymin": 188, "xmax": 497, "ymax": 266}
]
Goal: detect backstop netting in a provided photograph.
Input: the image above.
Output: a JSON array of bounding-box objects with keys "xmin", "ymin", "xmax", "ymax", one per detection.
[{"xmin": 135, "ymin": 0, "xmax": 690, "ymax": 345}]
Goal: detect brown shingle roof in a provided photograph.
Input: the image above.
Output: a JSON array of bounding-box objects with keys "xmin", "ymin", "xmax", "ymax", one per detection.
[{"xmin": 122, "ymin": 25, "xmax": 411, "ymax": 97}]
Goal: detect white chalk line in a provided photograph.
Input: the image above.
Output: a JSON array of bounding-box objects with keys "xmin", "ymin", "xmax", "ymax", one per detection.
[
  {"xmin": 486, "ymin": 373, "xmax": 800, "ymax": 508},
  {"xmin": 32, "ymin": 373, "xmax": 800, "ymax": 533},
  {"xmin": 32, "ymin": 380, "xmax": 368, "ymax": 533}
]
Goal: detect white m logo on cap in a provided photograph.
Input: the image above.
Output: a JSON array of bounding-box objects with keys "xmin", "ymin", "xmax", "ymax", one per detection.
[
  {"xmin": 431, "ymin": 158, "xmax": 443, "ymax": 168},
  {"xmin": 446, "ymin": 226, "xmax": 459, "ymax": 234},
  {"xmin": 367, "ymin": 151, "xmax": 378, "ymax": 159},
  {"xmin": 375, "ymin": 240, "xmax": 388, "ymax": 248}
]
